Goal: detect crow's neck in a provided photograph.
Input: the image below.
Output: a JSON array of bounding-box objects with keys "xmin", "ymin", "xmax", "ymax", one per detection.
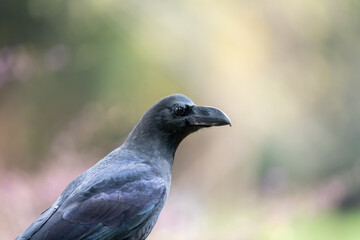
[{"xmin": 123, "ymin": 124, "xmax": 183, "ymax": 165}]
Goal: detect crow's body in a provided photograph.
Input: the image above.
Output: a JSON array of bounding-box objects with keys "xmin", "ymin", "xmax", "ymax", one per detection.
[{"xmin": 17, "ymin": 94, "xmax": 230, "ymax": 240}]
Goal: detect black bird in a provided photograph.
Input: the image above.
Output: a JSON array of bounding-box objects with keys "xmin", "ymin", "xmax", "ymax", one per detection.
[{"xmin": 17, "ymin": 94, "xmax": 231, "ymax": 240}]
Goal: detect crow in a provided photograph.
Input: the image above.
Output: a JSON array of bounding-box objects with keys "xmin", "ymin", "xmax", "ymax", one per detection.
[{"xmin": 17, "ymin": 94, "xmax": 231, "ymax": 240}]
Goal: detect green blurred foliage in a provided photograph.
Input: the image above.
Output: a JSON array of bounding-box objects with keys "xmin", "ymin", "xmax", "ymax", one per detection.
[{"xmin": 0, "ymin": 0, "xmax": 186, "ymax": 168}]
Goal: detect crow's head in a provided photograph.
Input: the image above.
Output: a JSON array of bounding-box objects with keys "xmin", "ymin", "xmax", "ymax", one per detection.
[{"xmin": 125, "ymin": 94, "xmax": 231, "ymax": 156}]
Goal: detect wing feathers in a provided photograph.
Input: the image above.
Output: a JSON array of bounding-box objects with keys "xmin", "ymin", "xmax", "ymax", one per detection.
[
  {"xmin": 17, "ymin": 166, "xmax": 167, "ymax": 240},
  {"xmin": 62, "ymin": 178, "xmax": 166, "ymax": 229}
]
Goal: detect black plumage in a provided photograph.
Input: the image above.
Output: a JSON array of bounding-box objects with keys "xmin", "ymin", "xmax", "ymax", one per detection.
[{"xmin": 17, "ymin": 94, "xmax": 231, "ymax": 240}]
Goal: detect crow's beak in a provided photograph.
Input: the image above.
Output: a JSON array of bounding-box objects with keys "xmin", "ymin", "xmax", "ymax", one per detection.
[{"xmin": 186, "ymin": 106, "xmax": 231, "ymax": 127}]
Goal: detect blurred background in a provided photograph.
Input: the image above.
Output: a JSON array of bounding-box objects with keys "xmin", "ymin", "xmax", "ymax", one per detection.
[{"xmin": 1, "ymin": 0, "xmax": 360, "ymax": 239}]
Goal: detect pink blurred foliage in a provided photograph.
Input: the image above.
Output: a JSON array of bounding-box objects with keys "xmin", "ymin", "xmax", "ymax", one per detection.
[{"xmin": 0, "ymin": 161, "xmax": 87, "ymax": 239}]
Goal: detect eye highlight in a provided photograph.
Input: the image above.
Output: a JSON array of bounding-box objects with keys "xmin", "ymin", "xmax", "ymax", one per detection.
[{"xmin": 173, "ymin": 105, "xmax": 186, "ymax": 116}]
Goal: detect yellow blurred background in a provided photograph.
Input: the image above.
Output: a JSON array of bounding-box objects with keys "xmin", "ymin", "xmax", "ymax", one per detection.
[{"xmin": 1, "ymin": 0, "xmax": 360, "ymax": 239}]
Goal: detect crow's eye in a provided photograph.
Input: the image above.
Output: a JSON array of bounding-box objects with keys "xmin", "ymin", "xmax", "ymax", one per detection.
[{"xmin": 173, "ymin": 105, "xmax": 186, "ymax": 116}]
